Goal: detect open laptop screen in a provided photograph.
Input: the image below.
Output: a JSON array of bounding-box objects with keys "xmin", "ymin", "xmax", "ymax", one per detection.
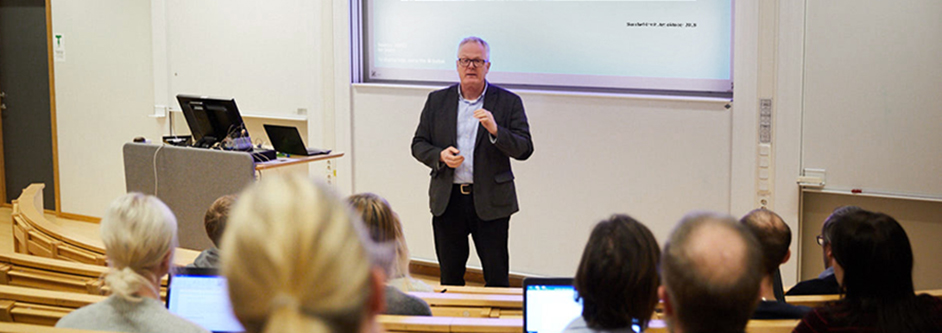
[
  {"xmin": 166, "ymin": 268, "xmax": 245, "ymax": 333},
  {"xmin": 523, "ymin": 278, "xmax": 582, "ymax": 333},
  {"xmin": 523, "ymin": 277, "xmax": 641, "ymax": 333}
]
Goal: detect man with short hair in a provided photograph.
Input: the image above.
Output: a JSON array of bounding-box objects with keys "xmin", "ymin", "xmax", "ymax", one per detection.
[
  {"xmin": 188, "ymin": 195, "xmax": 236, "ymax": 268},
  {"xmin": 740, "ymin": 209, "xmax": 811, "ymax": 319},
  {"xmin": 786, "ymin": 205, "xmax": 863, "ymax": 295},
  {"xmin": 411, "ymin": 37, "xmax": 534, "ymax": 287},
  {"xmin": 659, "ymin": 212, "xmax": 763, "ymax": 333}
]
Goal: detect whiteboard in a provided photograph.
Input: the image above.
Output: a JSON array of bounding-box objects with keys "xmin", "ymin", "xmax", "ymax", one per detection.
[
  {"xmin": 801, "ymin": 1, "xmax": 942, "ymax": 198},
  {"xmin": 166, "ymin": 0, "xmax": 315, "ymax": 119},
  {"xmin": 351, "ymin": 84, "xmax": 733, "ymax": 277}
]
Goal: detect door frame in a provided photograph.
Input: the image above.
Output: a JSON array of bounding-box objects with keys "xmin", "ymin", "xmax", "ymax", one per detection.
[{"xmin": 0, "ymin": 0, "xmax": 61, "ymax": 214}]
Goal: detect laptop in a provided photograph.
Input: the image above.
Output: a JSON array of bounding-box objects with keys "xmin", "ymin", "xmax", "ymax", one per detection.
[
  {"xmin": 523, "ymin": 277, "xmax": 582, "ymax": 333},
  {"xmin": 263, "ymin": 124, "xmax": 331, "ymax": 156},
  {"xmin": 166, "ymin": 267, "xmax": 245, "ymax": 333}
]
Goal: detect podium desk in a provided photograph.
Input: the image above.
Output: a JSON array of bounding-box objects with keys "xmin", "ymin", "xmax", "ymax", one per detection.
[
  {"xmin": 255, "ymin": 151, "xmax": 344, "ymax": 170},
  {"xmin": 123, "ymin": 143, "xmax": 344, "ymax": 250}
]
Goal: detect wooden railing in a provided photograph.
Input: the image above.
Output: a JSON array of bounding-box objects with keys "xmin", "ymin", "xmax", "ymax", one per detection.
[
  {"xmin": 410, "ymin": 292, "xmax": 522, "ymax": 318},
  {"xmin": 11, "ymin": 184, "xmax": 200, "ymax": 267}
]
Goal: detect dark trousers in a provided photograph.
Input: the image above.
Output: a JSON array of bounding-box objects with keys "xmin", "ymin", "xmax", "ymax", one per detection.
[{"xmin": 432, "ymin": 185, "xmax": 510, "ymax": 287}]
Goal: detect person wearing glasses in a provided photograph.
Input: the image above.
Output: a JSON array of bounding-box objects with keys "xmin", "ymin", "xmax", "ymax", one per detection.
[
  {"xmin": 786, "ymin": 205, "xmax": 863, "ymax": 296},
  {"xmin": 411, "ymin": 36, "xmax": 534, "ymax": 287}
]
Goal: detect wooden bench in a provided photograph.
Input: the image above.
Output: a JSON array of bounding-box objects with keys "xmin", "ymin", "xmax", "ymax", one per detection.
[
  {"xmin": 410, "ymin": 292, "xmax": 522, "ymax": 318},
  {"xmin": 379, "ymin": 315, "xmax": 521, "ymax": 333},
  {"xmin": 0, "ymin": 322, "xmax": 116, "ymax": 333},
  {"xmin": 409, "ymin": 260, "xmax": 528, "ymax": 288},
  {"xmin": 646, "ymin": 319, "xmax": 800, "ymax": 333},
  {"xmin": 785, "ymin": 289, "xmax": 942, "ymax": 308},
  {"xmin": 0, "ymin": 250, "xmax": 175, "ymax": 299},
  {"xmin": 0, "ymin": 253, "xmax": 107, "ymax": 295},
  {"xmin": 0, "ymin": 285, "xmax": 105, "ymax": 326},
  {"xmin": 379, "ymin": 315, "xmax": 799, "ymax": 333},
  {"xmin": 433, "ymin": 285, "xmax": 522, "ymax": 296},
  {"xmin": 11, "ymin": 183, "xmax": 200, "ymax": 267}
]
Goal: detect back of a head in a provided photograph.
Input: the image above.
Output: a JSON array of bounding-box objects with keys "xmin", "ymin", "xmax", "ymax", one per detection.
[
  {"xmin": 100, "ymin": 193, "xmax": 178, "ymax": 302},
  {"xmin": 347, "ymin": 193, "xmax": 410, "ymax": 279},
  {"xmin": 821, "ymin": 205, "xmax": 864, "ymax": 239},
  {"xmin": 826, "ymin": 211, "xmax": 942, "ymax": 332},
  {"xmin": 740, "ymin": 209, "xmax": 791, "ymax": 276},
  {"xmin": 830, "ymin": 211, "xmax": 914, "ymax": 300},
  {"xmin": 221, "ymin": 175, "xmax": 373, "ymax": 333},
  {"xmin": 204, "ymin": 194, "xmax": 236, "ymax": 248},
  {"xmin": 661, "ymin": 211, "xmax": 763, "ymax": 333},
  {"xmin": 574, "ymin": 215, "xmax": 660, "ymax": 331}
]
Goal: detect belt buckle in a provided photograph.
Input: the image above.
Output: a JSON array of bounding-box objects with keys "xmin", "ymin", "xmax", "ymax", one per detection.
[{"xmin": 460, "ymin": 184, "xmax": 472, "ymax": 195}]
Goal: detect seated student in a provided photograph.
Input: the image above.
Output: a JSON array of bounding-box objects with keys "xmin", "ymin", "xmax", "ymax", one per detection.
[
  {"xmin": 563, "ymin": 215, "xmax": 661, "ymax": 333},
  {"xmin": 793, "ymin": 211, "xmax": 942, "ymax": 333},
  {"xmin": 56, "ymin": 193, "xmax": 208, "ymax": 333},
  {"xmin": 188, "ymin": 194, "xmax": 236, "ymax": 268},
  {"xmin": 347, "ymin": 193, "xmax": 433, "ymax": 316},
  {"xmin": 786, "ymin": 206, "xmax": 862, "ymax": 296},
  {"xmin": 221, "ymin": 175, "xmax": 387, "ymax": 333},
  {"xmin": 347, "ymin": 193, "xmax": 433, "ymax": 292},
  {"xmin": 739, "ymin": 209, "xmax": 811, "ymax": 319},
  {"xmin": 659, "ymin": 212, "xmax": 764, "ymax": 333}
]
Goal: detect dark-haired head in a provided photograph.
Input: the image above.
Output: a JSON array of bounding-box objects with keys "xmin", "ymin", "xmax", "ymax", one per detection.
[
  {"xmin": 573, "ymin": 215, "xmax": 660, "ymax": 330},
  {"xmin": 824, "ymin": 211, "xmax": 942, "ymax": 332},
  {"xmin": 830, "ymin": 211, "xmax": 914, "ymax": 300},
  {"xmin": 820, "ymin": 205, "xmax": 863, "ymax": 269}
]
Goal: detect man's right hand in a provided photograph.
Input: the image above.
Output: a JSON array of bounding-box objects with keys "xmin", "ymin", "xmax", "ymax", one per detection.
[{"xmin": 440, "ymin": 146, "xmax": 464, "ymax": 168}]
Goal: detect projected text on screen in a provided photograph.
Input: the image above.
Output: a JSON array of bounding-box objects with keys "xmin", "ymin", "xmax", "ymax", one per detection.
[{"xmin": 364, "ymin": 0, "xmax": 733, "ymax": 93}]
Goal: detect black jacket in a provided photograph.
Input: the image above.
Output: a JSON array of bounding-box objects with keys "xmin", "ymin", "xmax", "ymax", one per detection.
[{"xmin": 411, "ymin": 83, "xmax": 534, "ymax": 220}]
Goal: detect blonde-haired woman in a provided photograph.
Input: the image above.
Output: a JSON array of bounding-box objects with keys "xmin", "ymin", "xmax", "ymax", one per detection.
[
  {"xmin": 347, "ymin": 193, "xmax": 433, "ymax": 293},
  {"xmin": 56, "ymin": 193, "xmax": 208, "ymax": 333},
  {"xmin": 221, "ymin": 174, "xmax": 386, "ymax": 333},
  {"xmin": 348, "ymin": 193, "xmax": 433, "ymax": 316}
]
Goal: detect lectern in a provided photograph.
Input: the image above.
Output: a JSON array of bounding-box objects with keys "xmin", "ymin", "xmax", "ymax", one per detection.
[{"xmin": 123, "ymin": 143, "xmax": 255, "ymax": 250}]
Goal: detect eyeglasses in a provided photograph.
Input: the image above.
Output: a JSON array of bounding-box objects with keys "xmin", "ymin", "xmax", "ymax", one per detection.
[
  {"xmin": 816, "ymin": 235, "xmax": 827, "ymax": 246},
  {"xmin": 457, "ymin": 58, "xmax": 488, "ymax": 67}
]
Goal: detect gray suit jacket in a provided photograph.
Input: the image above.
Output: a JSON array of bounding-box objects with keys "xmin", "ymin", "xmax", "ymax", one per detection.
[{"xmin": 411, "ymin": 83, "xmax": 534, "ymax": 221}]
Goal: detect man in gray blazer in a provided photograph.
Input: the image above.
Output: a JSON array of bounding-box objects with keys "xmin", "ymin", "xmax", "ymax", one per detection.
[{"xmin": 411, "ymin": 37, "xmax": 534, "ymax": 286}]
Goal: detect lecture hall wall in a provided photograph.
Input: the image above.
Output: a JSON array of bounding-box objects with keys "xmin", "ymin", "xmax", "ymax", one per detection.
[{"xmin": 46, "ymin": 0, "xmax": 941, "ymax": 289}]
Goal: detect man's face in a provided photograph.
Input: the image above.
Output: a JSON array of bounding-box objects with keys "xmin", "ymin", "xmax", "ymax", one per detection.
[{"xmin": 456, "ymin": 42, "xmax": 490, "ymax": 87}]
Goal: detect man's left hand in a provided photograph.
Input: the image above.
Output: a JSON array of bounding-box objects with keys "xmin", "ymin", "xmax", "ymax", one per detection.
[{"xmin": 474, "ymin": 109, "xmax": 498, "ymax": 136}]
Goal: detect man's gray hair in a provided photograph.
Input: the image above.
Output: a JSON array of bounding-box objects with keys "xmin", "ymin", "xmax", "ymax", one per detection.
[{"xmin": 458, "ymin": 36, "xmax": 490, "ymax": 60}]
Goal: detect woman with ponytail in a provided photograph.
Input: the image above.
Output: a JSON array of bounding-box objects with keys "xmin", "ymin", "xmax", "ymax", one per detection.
[
  {"xmin": 347, "ymin": 193, "xmax": 433, "ymax": 316},
  {"xmin": 56, "ymin": 193, "xmax": 208, "ymax": 333},
  {"xmin": 221, "ymin": 174, "xmax": 387, "ymax": 333}
]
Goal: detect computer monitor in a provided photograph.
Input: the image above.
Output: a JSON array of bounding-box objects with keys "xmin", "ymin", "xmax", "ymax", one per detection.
[{"xmin": 177, "ymin": 95, "xmax": 247, "ymax": 148}]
